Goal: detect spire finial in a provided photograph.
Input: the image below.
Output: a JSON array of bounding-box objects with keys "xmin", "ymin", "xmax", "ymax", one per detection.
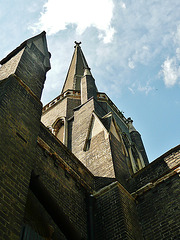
[
  {"xmin": 74, "ymin": 41, "xmax": 82, "ymax": 48},
  {"xmin": 127, "ymin": 117, "xmax": 133, "ymax": 124},
  {"xmin": 126, "ymin": 117, "xmax": 137, "ymax": 132}
]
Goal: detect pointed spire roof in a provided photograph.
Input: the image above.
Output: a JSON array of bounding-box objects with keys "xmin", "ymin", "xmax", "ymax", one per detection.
[
  {"xmin": 0, "ymin": 31, "xmax": 50, "ymax": 70},
  {"xmin": 61, "ymin": 41, "xmax": 90, "ymax": 93}
]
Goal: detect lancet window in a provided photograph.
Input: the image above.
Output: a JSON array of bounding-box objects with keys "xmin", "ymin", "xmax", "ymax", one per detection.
[{"xmin": 52, "ymin": 118, "xmax": 65, "ymax": 143}]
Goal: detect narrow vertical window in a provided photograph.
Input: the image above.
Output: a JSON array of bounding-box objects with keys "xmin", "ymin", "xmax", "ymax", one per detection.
[{"xmin": 84, "ymin": 116, "xmax": 95, "ymax": 151}]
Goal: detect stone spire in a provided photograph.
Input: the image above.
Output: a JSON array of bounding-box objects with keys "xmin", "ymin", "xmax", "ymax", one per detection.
[
  {"xmin": 61, "ymin": 42, "xmax": 91, "ymax": 93},
  {"xmin": 127, "ymin": 118, "xmax": 149, "ymax": 166}
]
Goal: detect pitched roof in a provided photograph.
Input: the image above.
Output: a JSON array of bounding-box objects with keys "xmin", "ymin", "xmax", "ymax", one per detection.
[
  {"xmin": 0, "ymin": 31, "xmax": 49, "ymax": 65},
  {"xmin": 61, "ymin": 42, "xmax": 89, "ymax": 93}
]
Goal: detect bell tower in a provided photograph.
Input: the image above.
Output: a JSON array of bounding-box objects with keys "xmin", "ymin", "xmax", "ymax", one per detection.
[{"xmin": 41, "ymin": 42, "xmax": 149, "ymax": 187}]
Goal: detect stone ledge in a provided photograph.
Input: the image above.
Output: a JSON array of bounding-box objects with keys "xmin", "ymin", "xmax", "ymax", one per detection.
[
  {"xmin": 131, "ymin": 163, "xmax": 180, "ymax": 199},
  {"xmin": 37, "ymin": 136, "xmax": 94, "ymax": 193}
]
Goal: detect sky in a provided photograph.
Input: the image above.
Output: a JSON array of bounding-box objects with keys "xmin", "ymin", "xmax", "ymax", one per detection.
[{"xmin": 0, "ymin": 0, "xmax": 180, "ymax": 162}]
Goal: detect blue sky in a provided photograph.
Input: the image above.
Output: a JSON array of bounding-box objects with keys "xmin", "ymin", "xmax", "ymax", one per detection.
[{"xmin": 0, "ymin": 0, "xmax": 180, "ymax": 162}]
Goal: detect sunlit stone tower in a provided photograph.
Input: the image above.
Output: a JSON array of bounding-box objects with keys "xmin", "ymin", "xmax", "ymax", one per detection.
[{"xmin": 42, "ymin": 41, "xmax": 149, "ymax": 188}]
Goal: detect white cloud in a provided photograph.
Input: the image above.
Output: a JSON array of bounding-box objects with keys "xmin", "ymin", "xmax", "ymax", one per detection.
[
  {"xmin": 127, "ymin": 81, "xmax": 153, "ymax": 95},
  {"xmin": 120, "ymin": 1, "xmax": 126, "ymax": 9},
  {"xmin": 161, "ymin": 57, "xmax": 180, "ymax": 87},
  {"xmin": 27, "ymin": 3, "xmax": 40, "ymax": 13},
  {"xmin": 174, "ymin": 25, "xmax": 180, "ymax": 60},
  {"xmin": 176, "ymin": 48, "xmax": 180, "ymax": 60},
  {"xmin": 130, "ymin": 46, "xmax": 151, "ymax": 66},
  {"xmin": 142, "ymin": 46, "xmax": 149, "ymax": 51},
  {"xmin": 32, "ymin": 0, "xmax": 115, "ymax": 43},
  {"xmin": 128, "ymin": 87, "xmax": 135, "ymax": 94},
  {"xmin": 174, "ymin": 24, "xmax": 180, "ymax": 45},
  {"xmin": 137, "ymin": 84, "xmax": 153, "ymax": 95},
  {"xmin": 99, "ymin": 27, "xmax": 115, "ymax": 44},
  {"xmin": 160, "ymin": 24, "xmax": 180, "ymax": 87},
  {"xmin": 128, "ymin": 59, "xmax": 135, "ymax": 69},
  {"xmin": 28, "ymin": 0, "xmax": 180, "ymax": 97}
]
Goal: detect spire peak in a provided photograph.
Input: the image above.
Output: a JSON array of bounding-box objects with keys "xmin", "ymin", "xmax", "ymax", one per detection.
[
  {"xmin": 61, "ymin": 41, "xmax": 91, "ymax": 93},
  {"xmin": 74, "ymin": 41, "xmax": 82, "ymax": 48}
]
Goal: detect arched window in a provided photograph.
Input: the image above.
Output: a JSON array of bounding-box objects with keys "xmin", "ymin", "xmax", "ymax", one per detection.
[
  {"xmin": 129, "ymin": 145, "xmax": 145, "ymax": 173},
  {"xmin": 53, "ymin": 119, "xmax": 65, "ymax": 143},
  {"xmin": 122, "ymin": 133, "xmax": 145, "ymax": 174},
  {"xmin": 130, "ymin": 145, "xmax": 141, "ymax": 172}
]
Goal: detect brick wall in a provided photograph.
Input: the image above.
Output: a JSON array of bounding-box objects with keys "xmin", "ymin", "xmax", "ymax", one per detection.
[
  {"xmin": 72, "ymin": 98, "xmax": 118, "ymax": 178},
  {"xmin": 0, "ymin": 49, "xmax": 24, "ymax": 81},
  {"xmin": 94, "ymin": 182, "xmax": 143, "ymax": 240},
  {"xmin": 34, "ymin": 123, "xmax": 94, "ymax": 239},
  {"xmin": 72, "ymin": 98, "xmax": 95, "ymax": 161},
  {"xmin": 16, "ymin": 44, "xmax": 47, "ymax": 99},
  {"xmin": 0, "ymin": 76, "xmax": 94, "ymax": 239},
  {"xmin": 137, "ymin": 174, "xmax": 180, "ymax": 239},
  {"xmin": 84, "ymin": 131, "xmax": 115, "ymax": 178},
  {"xmin": 0, "ymin": 75, "xmax": 42, "ymax": 239},
  {"xmin": 130, "ymin": 145, "xmax": 180, "ymax": 239},
  {"xmin": 38, "ymin": 123, "xmax": 94, "ymax": 187},
  {"xmin": 129, "ymin": 145, "xmax": 180, "ymax": 192},
  {"xmin": 41, "ymin": 97, "xmax": 81, "ymax": 127},
  {"xmin": 41, "ymin": 98, "xmax": 68, "ymax": 126},
  {"xmin": 23, "ymin": 189, "xmax": 67, "ymax": 239},
  {"xmin": 66, "ymin": 98, "xmax": 81, "ymax": 119}
]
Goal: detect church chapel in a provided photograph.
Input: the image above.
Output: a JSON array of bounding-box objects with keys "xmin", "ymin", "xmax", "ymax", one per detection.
[{"xmin": 0, "ymin": 32, "xmax": 180, "ymax": 239}]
